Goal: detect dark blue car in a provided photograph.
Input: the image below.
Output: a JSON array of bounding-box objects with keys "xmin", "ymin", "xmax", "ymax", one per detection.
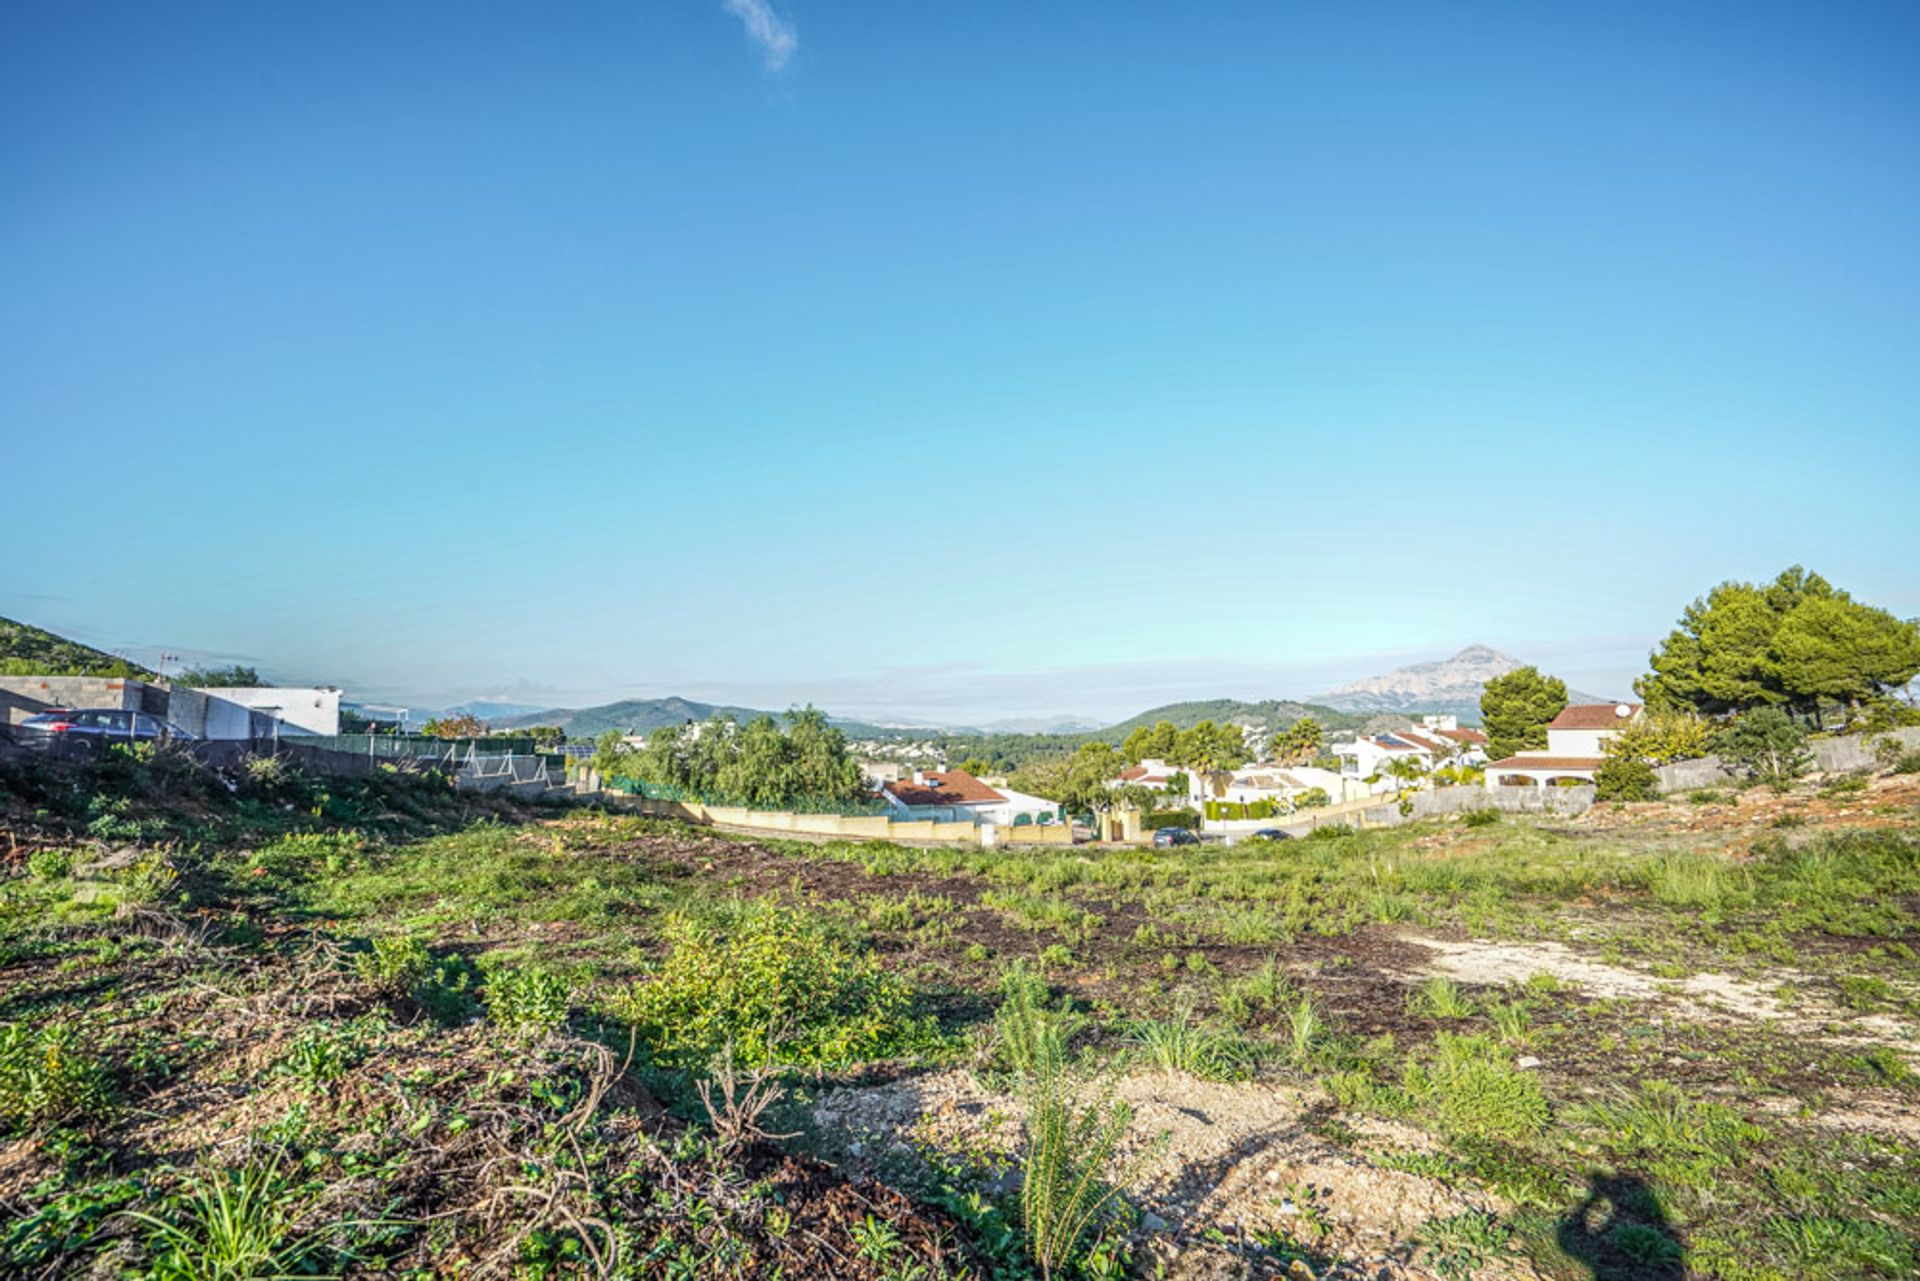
[{"xmin": 14, "ymin": 708, "xmax": 199, "ymax": 758}]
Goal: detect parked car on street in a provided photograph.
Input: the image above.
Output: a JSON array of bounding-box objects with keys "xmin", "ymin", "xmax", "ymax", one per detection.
[
  {"xmin": 1249, "ymin": 828, "xmax": 1293, "ymax": 842},
  {"xmin": 1152, "ymin": 826, "xmax": 1200, "ymax": 847},
  {"xmin": 13, "ymin": 708, "xmax": 200, "ymax": 758}
]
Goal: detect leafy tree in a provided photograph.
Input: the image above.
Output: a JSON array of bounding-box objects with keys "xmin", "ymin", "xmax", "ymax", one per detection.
[
  {"xmin": 1270, "ymin": 717, "xmax": 1324, "ymax": 765},
  {"xmin": 956, "ymin": 757, "xmax": 993, "ymax": 777},
  {"xmin": 1171, "ymin": 720, "xmax": 1247, "ymax": 774},
  {"xmin": 1602, "ymin": 711, "xmax": 1714, "ymax": 766},
  {"xmin": 1714, "ymin": 708, "xmax": 1811, "ymax": 791},
  {"xmin": 1120, "ymin": 719, "xmax": 1180, "ymax": 764},
  {"xmin": 1769, "ymin": 595, "xmax": 1920, "ymax": 725},
  {"xmin": 176, "ymin": 664, "xmax": 265, "ymax": 687},
  {"xmin": 604, "ymin": 707, "xmax": 867, "ymax": 809},
  {"xmin": 1638, "ymin": 566, "xmax": 1920, "ymax": 727},
  {"xmin": 422, "ymin": 712, "xmax": 488, "ymax": 738},
  {"xmin": 1479, "ymin": 667, "xmax": 1568, "ymax": 760}
]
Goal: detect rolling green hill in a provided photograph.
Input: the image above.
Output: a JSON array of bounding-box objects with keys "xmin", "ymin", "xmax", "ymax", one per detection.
[
  {"xmin": 1099, "ymin": 698, "xmax": 1368, "ymax": 737},
  {"xmin": 0, "ymin": 616, "xmax": 155, "ymax": 679}
]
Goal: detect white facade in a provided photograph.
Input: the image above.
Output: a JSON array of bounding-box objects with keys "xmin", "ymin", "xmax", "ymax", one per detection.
[{"xmin": 190, "ymin": 686, "xmax": 341, "ymax": 737}]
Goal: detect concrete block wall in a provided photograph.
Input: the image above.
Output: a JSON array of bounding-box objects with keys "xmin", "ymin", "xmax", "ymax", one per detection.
[{"xmin": 0, "ymin": 676, "xmax": 163, "ymax": 725}]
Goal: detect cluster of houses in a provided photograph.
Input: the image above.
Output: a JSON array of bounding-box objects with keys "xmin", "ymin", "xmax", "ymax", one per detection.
[
  {"xmin": 868, "ymin": 767, "xmax": 1066, "ymax": 827},
  {"xmin": 1087, "ymin": 707, "xmax": 1645, "ymax": 831}
]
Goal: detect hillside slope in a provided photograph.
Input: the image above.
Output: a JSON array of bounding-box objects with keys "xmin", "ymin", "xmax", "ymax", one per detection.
[
  {"xmin": 0, "ymin": 615, "xmax": 155, "ymax": 678},
  {"xmin": 1101, "ymin": 698, "xmax": 1366, "ymax": 737}
]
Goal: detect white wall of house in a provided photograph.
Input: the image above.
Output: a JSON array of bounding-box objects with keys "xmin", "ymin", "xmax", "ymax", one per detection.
[
  {"xmin": 1545, "ymin": 727, "xmax": 1617, "ymax": 757},
  {"xmin": 193, "ymin": 686, "xmax": 341, "ymax": 736}
]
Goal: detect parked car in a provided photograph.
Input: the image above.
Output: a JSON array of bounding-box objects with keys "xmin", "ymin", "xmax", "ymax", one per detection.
[
  {"xmin": 14, "ymin": 708, "xmax": 200, "ymax": 758},
  {"xmin": 1249, "ymin": 828, "xmax": 1293, "ymax": 842},
  {"xmin": 1152, "ymin": 827, "xmax": 1200, "ymax": 848}
]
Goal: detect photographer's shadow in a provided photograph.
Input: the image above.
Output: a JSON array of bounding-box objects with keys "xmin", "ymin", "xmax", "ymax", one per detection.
[{"xmin": 1556, "ymin": 1173, "xmax": 1686, "ymax": 1279}]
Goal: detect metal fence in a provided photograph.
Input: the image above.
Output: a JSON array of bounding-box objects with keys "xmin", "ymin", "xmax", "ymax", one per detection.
[
  {"xmin": 288, "ymin": 734, "xmax": 563, "ymax": 769},
  {"xmin": 600, "ymin": 776, "xmax": 893, "ymax": 817}
]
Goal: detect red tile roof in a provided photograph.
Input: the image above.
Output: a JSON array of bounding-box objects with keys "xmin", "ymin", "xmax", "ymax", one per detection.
[
  {"xmin": 1484, "ymin": 755, "xmax": 1606, "ymax": 771},
  {"xmin": 1548, "ymin": 703, "xmax": 1642, "ymax": 730},
  {"xmin": 1117, "ymin": 765, "xmax": 1149, "ymax": 782},
  {"xmin": 882, "ymin": 769, "xmax": 1005, "ymax": 807},
  {"xmin": 1436, "ymin": 728, "xmax": 1487, "ymax": 745}
]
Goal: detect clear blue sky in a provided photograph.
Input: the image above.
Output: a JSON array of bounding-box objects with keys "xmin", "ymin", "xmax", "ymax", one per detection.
[{"xmin": 4, "ymin": 1, "xmax": 1916, "ymax": 723}]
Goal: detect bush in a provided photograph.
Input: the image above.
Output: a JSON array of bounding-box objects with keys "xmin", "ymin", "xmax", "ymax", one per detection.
[
  {"xmin": 0, "ymin": 1022, "xmax": 111, "ymax": 1130},
  {"xmin": 1593, "ymin": 755, "xmax": 1660, "ymax": 802},
  {"xmin": 486, "ymin": 964, "xmax": 571, "ymax": 1039},
  {"xmin": 1715, "ymin": 709, "xmax": 1812, "ymax": 790},
  {"xmin": 628, "ymin": 909, "xmax": 930, "ymax": 1070},
  {"xmin": 1461, "ymin": 808, "xmax": 1500, "ymax": 828},
  {"xmin": 1306, "ymin": 823, "xmax": 1355, "ymax": 841},
  {"xmin": 1142, "ymin": 810, "xmax": 1198, "ymax": 831},
  {"xmin": 26, "ymin": 847, "xmax": 74, "ymax": 879}
]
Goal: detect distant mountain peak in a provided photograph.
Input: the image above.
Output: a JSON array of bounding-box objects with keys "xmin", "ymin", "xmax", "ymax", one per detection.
[{"xmin": 1316, "ymin": 645, "xmax": 1526, "ymax": 717}]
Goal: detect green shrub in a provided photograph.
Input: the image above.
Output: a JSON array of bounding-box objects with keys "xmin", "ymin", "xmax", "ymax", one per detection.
[
  {"xmin": 1593, "ymin": 755, "xmax": 1660, "ymax": 802},
  {"xmin": 628, "ymin": 909, "xmax": 929, "ymax": 1069},
  {"xmin": 0, "ymin": 1022, "xmax": 111, "ymax": 1130},
  {"xmin": 994, "ymin": 961, "xmax": 1084, "ymax": 1076},
  {"xmin": 1016, "ymin": 1026, "xmax": 1140, "ymax": 1277},
  {"xmin": 26, "ymin": 847, "xmax": 74, "ymax": 879},
  {"xmin": 1142, "ymin": 810, "xmax": 1199, "ymax": 831},
  {"xmin": 1402, "ymin": 1034, "xmax": 1547, "ymax": 1142},
  {"xmin": 1306, "ymin": 823, "xmax": 1354, "ymax": 841},
  {"xmin": 486, "ymin": 964, "xmax": 571, "ymax": 1039},
  {"xmin": 1461, "ymin": 808, "xmax": 1501, "ymax": 828},
  {"xmin": 1894, "ymin": 750, "xmax": 1920, "ymax": 775}
]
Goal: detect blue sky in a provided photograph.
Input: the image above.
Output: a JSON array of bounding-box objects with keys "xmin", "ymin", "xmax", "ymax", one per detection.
[{"xmin": 3, "ymin": 1, "xmax": 1916, "ymax": 723}]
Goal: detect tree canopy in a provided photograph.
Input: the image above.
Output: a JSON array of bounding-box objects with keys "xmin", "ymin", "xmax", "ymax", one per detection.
[
  {"xmin": 599, "ymin": 707, "xmax": 869, "ymax": 810},
  {"xmin": 1479, "ymin": 666, "xmax": 1568, "ymax": 760},
  {"xmin": 176, "ymin": 664, "xmax": 265, "ymax": 688},
  {"xmin": 1637, "ymin": 567, "xmax": 1920, "ymax": 726}
]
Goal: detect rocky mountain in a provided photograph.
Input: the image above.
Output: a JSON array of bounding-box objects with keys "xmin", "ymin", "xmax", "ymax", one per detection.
[{"xmin": 1315, "ymin": 645, "xmax": 1605, "ymax": 720}]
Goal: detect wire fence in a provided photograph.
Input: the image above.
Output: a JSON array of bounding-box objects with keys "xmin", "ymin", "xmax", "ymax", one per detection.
[{"xmin": 600, "ymin": 775, "xmax": 893, "ymax": 817}]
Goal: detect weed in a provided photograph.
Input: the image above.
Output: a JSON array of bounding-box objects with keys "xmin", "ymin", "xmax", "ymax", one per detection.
[
  {"xmin": 1462, "ymin": 807, "xmax": 1501, "ymax": 828},
  {"xmin": 125, "ymin": 1147, "xmax": 371, "ymax": 1280},
  {"xmin": 1286, "ymin": 995, "xmax": 1323, "ymax": 1067},
  {"xmin": 1402, "ymin": 1034, "xmax": 1547, "ymax": 1142},
  {"xmin": 275, "ymin": 1023, "xmax": 366, "ymax": 1087},
  {"xmin": 1418, "ymin": 1210, "xmax": 1510, "ymax": 1281},
  {"xmin": 1407, "ymin": 976, "xmax": 1476, "ymax": 1020},
  {"xmin": 628, "ymin": 908, "xmax": 931, "ymax": 1069},
  {"xmin": 1018, "ymin": 1052, "xmax": 1138, "ymax": 1279},
  {"xmin": 486, "ymin": 964, "xmax": 571, "ymax": 1039},
  {"xmin": 1576, "ymin": 1080, "xmax": 1764, "ymax": 1187},
  {"xmin": 354, "ymin": 934, "xmax": 430, "ymax": 994},
  {"xmin": 27, "ymin": 847, "xmax": 74, "ymax": 879},
  {"xmin": 0, "ymin": 1022, "xmax": 112, "ymax": 1131},
  {"xmin": 1486, "ymin": 1000, "xmax": 1533, "ymax": 1044},
  {"xmin": 994, "ymin": 961, "xmax": 1084, "ymax": 1076},
  {"xmin": 1612, "ymin": 1221, "xmax": 1684, "ymax": 1266},
  {"xmin": 1128, "ymin": 1001, "xmax": 1255, "ymax": 1081}
]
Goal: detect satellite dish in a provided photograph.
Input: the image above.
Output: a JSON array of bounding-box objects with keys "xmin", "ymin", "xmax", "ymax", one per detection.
[{"xmin": 1615, "ymin": 703, "xmax": 1633, "ymax": 718}]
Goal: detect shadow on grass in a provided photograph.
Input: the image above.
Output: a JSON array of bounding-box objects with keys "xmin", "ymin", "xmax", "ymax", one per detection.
[{"xmin": 1556, "ymin": 1172, "xmax": 1685, "ymax": 1280}]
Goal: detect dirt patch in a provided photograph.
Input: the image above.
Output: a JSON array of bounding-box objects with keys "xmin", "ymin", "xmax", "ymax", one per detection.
[
  {"xmin": 1394, "ymin": 935, "xmax": 1920, "ymax": 1061},
  {"xmin": 1573, "ymin": 773, "xmax": 1920, "ymax": 845},
  {"xmin": 810, "ymin": 1069, "xmax": 1520, "ymax": 1278}
]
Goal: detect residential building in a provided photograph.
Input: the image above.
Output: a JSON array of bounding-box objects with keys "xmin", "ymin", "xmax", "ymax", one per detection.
[
  {"xmin": 879, "ymin": 769, "xmax": 1064, "ymax": 826},
  {"xmin": 1484, "ymin": 703, "xmax": 1643, "ymax": 789}
]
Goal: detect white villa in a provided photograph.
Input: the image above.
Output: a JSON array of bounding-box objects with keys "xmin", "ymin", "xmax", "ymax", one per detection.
[
  {"xmin": 1484, "ymin": 703, "xmax": 1642, "ymax": 789},
  {"xmin": 1332, "ymin": 716, "xmax": 1488, "ymax": 793},
  {"xmin": 879, "ymin": 769, "xmax": 1065, "ymax": 826}
]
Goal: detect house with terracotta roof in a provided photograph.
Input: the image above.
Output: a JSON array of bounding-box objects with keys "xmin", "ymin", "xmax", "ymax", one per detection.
[
  {"xmin": 1483, "ymin": 702, "xmax": 1642, "ymax": 789},
  {"xmin": 1113, "ymin": 757, "xmax": 1193, "ymax": 796},
  {"xmin": 879, "ymin": 769, "xmax": 1064, "ymax": 827}
]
